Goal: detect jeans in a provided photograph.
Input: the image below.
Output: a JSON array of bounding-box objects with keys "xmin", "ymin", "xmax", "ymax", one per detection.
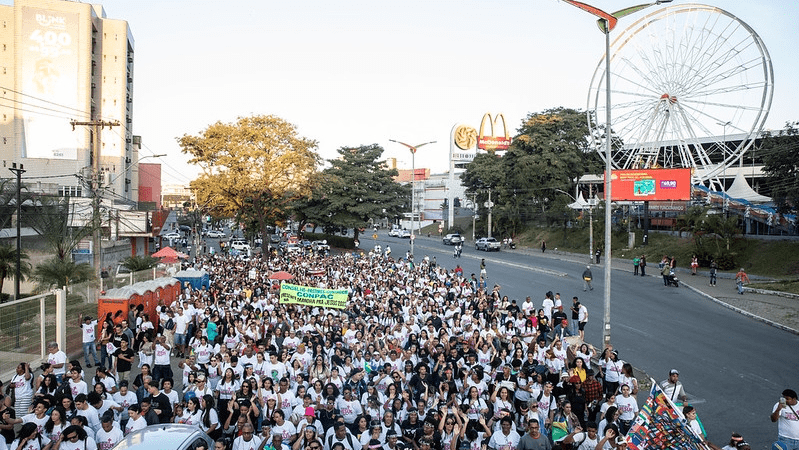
[
  {"xmin": 153, "ymin": 364, "xmax": 173, "ymax": 386},
  {"xmin": 83, "ymin": 342, "xmax": 100, "ymax": 366},
  {"xmin": 553, "ymin": 324, "xmax": 572, "ymax": 338},
  {"xmin": 737, "ymin": 281, "xmax": 744, "ymax": 294},
  {"xmin": 100, "ymin": 344, "xmax": 112, "ymax": 368},
  {"xmin": 709, "ymin": 273, "xmax": 717, "ymax": 286},
  {"xmin": 778, "ymin": 436, "xmax": 799, "ymax": 450},
  {"xmin": 571, "ymin": 318, "xmax": 579, "ymax": 335}
]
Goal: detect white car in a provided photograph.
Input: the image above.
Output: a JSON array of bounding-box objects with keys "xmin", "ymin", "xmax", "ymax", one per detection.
[
  {"xmin": 388, "ymin": 228, "xmax": 400, "ymax": 237},
  {"xmin": 399, "ymin": 229, "xmax": 411, "ymax": 238},
  {"xmin": 475, "ymin": 237, "xmax": 501, "ymax": 251},
  {"xmin": 230, "ymin": 240, "xmax": 250, "ymax": 251},
  {"xmin": 206, "ymin": 230, "xmax": 226, "ymax": 239},
  {"xmin": 163, "ymin": 232, "xmax": 181, "ymax": 240},
  {"xmin": 285, "ymin": 243, "xmax": 302, "ymax": 254}
]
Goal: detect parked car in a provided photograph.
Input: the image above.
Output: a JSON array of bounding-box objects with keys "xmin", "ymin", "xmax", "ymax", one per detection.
[
  {"xmin": 163, "ymin": 231, "xmax": 181, "ymax": 240},
  {"xmin": 206, "ymin": 230, "xmax": 226, "ymax": 239},
  {"xmin": 475, "ymin": 237, "xmax": 501, "ymax": 251},
  {"xmin": 112, "ymin": 424, "xmax": 212, "ymax": 450},
  {"xmin": 301, "ymin": 240, "xmax": 312, "ymax": 249},
  {"xmin": 178, "ymin": 225, "xmax": 192, "ymax": 233},
  {"xmin": 443, "ymin": 233, "xmax": 462, "ymax": 245},
  {"xmin": 230, "ymin": 239, "xmax": 250, "ymax": 252},
  {"xmin": 270, "ymin": 234, "xmax": 282, "ymax": 243},
  {"xmin": 388, "ymin": 228, "xmax": 400, "ymax": 237},
  {"xmin": 285, "ymin": 243, "xmax": 302, "ymax": 254},
  {"xmin": 312, "ymin": 240, "xmax": 330, "ymax": 252},
  {"xmin": 399, "ymin": 229, "xmax": 411, "ymax": 238}
]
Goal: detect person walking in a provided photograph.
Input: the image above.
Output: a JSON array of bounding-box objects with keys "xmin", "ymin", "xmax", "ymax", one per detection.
[
  {"xmin": 709, "ymin": 260, "xmax": 718, "ymax": 287},
  {"xmin": 640, "ymin": 255, "xmax": 646, "ymax": 276},
  {"xmin": 632, "ymin": 256, "xmax": 640, "ymax": 276},
  {"xmin": 582, "ymin": 266, "xmax": 593, "ymax": 291},
  {"xmin": 480, "ymin": 259, "xmax": 487, "ymax": 279},
  {"xmin": 541, "ymin": 240, "xmax": 546, "ymax": 253},
  {"xmin": 735, "ymin": 268, "xmax": 750, "ymax": 295},
  {"xmin": 595, "ymin": 250, "xmax": 601, "ymax": 264},
  {"xmin": 661, "ymin": 262, "xmax": 672, "ymax": 286}
]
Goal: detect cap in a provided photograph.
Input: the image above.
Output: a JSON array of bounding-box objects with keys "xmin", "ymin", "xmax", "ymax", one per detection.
[
  {"xmin": 305, "ymin": 407, "xmax": 315, "ymax": 416},
  {"xmin": 196, "ymin": 373, "xmax": 206, "ymax": 381},
  {"xmin": 670, "ymin": 369, "xmax": 679, "ymax": 375},
  {"xmin": 615, "ymin": 436, "xmax": 628, "ymax": 446}
]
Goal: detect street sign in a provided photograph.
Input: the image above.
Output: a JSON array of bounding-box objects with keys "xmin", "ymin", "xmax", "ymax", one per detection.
[
  {"xmin": 410, "ymin": 234, "xmax": 415, "ymax": 241},
  {"xmin": 373, "ymin": 233, "xmax": 378, "ymax": 240},
  {"xmin": 484, "ymin": 201, "xmax": 494, "ymax": 208},
  {"xmin": 438, "ymin": 224, "xmax": 443, "ymax": 231}
]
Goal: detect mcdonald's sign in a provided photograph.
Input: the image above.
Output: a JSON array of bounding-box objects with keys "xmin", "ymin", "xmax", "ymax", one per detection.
[{"xmin": 477, "ymin": 113, "xmax": 512, "ymax": 151}]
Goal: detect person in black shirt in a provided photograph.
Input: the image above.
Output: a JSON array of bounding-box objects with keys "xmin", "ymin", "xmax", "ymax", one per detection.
[
  {"xmin": 145, "ymin": 380, "xmax": 172, "ymax": 423},
  {"xmin": 139, "ymin": 397, "xmax": 160, "ymax": 425}
]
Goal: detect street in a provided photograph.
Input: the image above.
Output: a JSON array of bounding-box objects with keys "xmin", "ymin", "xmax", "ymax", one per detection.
[{"xmin": 366, "ymin": 231, "xmax": 797, "ymax": 446}]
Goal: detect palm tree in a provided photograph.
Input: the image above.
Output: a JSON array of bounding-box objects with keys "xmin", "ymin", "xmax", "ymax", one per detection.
[
  {"xmin": 0, "ymin": 245, "xmax": 32, "ymax": 295},
  {"xmin": 120, "ymin": 255, "xmax": 160, "ymax": 272},
  {"xmin": 32, "ymin": 257, "xmax": 93, "ymax": 293}
]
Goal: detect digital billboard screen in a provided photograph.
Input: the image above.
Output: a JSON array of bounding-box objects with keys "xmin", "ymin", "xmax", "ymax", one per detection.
[{"xmin": 610, "ymin": 168, "xmax": 692, "ymax": 201}]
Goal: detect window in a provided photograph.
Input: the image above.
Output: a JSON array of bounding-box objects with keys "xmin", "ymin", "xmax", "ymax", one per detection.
[{"xmin": 58, "ymin": 186, "xmax": 83, "ymax": 197}]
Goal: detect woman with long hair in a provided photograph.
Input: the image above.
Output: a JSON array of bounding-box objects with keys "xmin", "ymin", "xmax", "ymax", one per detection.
[
  {"xmin": 12, "ymin": 422, "xmax": 49, "ymax": 450},
  {"xmin": 292, "ymin": 423, "xmax": 322, "ymax": 450},
  {"xmin": 200, "ymin": 394, "xmax": 220, "ymax": 439},
  {"xmin": 43, "ymin": 406, "xmax": 68, "ymax": 442},
  {"xmin": 182, "ymin": 397, "xmax": 203, "ymax": 425}
]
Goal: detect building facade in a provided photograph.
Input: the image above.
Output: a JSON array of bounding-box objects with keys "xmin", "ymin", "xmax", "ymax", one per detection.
[{"xmin": 0, "ymin": 0, "xmax": 136, "ymax": 202}]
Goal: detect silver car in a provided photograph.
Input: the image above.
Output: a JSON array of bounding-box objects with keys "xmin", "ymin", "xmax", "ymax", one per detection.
[
  {"xmin": 475, "ymin": 237, "xmax": 501, "ymax": 251},
  {"xmin": 112, "ymin": 425, "xmax": 212, "ymax": 450}
]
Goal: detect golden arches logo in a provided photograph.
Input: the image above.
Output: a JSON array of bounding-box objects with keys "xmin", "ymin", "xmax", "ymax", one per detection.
[{"xmin": 477, "ymin": 113, "xmax": 511, "ymax": 151}]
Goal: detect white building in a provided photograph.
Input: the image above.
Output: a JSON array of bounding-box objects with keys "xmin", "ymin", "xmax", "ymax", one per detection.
[{"xmin": 0, "ymin": 0, "xmax": 137, "ymax": 202}]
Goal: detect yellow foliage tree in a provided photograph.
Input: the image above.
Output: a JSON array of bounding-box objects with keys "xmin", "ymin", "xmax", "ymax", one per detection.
[{"xmin": 179, "ymin": 115, "xmax": 319, "ymax": 238}]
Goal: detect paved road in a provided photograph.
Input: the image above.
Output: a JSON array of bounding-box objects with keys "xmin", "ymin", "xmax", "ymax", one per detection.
[{"xmin": 369, "ymin": 232, "xmax": 796, "ymax": 449}]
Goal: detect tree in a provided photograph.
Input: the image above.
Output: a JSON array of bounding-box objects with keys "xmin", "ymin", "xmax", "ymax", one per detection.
[
  {"xmin": 318, "ymin": 144, "xmax": 410, "ymax": 239},
  {"xmin": 179, "ymin": 115, "xmax": 320, "ymax": 241},
  {"xmin": 461, "ymin": 107, "xmax": 602, "ymax": 228},
  {"xmin": 120, "ymin": 255, "xmax": 159, "ymax": 272},
  {"xmin": 32, "ymin": 257, "xmax": 93, "ymax": 293},
  {"xmin": 0, "ymin": 245, "xmax": 31, "ymax": 295},
  {"xmin": 760, "ymin": 121, "xmax": 799, "ymax": 213},
  {"xmin": 26, "ymin": 194, "xmax": 93, "ymax": 262}
]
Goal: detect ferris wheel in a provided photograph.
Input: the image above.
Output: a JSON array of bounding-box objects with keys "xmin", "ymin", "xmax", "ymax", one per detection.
[{"xmin": 586, "ymin": 3, "xmax": 773, "ymax": 190}]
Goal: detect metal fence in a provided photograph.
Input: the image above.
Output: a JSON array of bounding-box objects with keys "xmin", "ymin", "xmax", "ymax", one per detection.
[{"xmin": 0, "ymin": 289, "xmax": 61, "ymax": 383}]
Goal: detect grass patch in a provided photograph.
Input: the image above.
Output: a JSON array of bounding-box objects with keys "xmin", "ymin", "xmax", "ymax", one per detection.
[{"xmin": 749, "ymin": 280, "xmax": 799, "ymax": 295}]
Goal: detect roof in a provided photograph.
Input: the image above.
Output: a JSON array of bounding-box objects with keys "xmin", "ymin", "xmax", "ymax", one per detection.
[{"xmin": 112, "ymin": 424, "xmax": 211, "ymax": 450}]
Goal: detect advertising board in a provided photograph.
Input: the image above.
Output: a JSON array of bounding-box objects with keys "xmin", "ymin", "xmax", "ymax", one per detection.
[{"xmin": 610, "ymin": 168, "xmax": 692, "ymax": 201}]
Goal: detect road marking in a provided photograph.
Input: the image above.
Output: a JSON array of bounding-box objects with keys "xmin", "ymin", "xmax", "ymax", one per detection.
[{"xmin": 414, "ymin": 242, "xmax": 568, "ymax": 277}]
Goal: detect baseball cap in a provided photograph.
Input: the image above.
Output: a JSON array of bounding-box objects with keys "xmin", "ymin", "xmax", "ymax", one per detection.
[
  {"xmin": 670, "ymin": 369, "xmax": 679, "ymax": 375},
  {"xmin": 305, "ymin": 407, "xmax": 315, "ymax": 416}
]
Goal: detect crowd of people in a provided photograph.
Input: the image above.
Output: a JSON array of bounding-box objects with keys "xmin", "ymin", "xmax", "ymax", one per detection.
[{"xmin": 0, "ymin": 246, "xmax": 783, "ymax": 450}]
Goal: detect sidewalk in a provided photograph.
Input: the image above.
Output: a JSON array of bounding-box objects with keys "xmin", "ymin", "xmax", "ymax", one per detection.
[{"xmin": 508, "ymin": 241, "xmax": 799, "ymax": 334}]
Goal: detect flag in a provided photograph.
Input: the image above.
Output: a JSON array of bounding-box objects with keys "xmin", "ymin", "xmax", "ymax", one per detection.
[{"xmin": 626, "ymin": 379, "xmax": 708, "ymax": 450}]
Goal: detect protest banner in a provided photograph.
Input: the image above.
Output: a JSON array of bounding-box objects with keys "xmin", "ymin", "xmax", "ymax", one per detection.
[{"xmin": 279, "ymin": 283, "xmax": 348, "ymax": 309}]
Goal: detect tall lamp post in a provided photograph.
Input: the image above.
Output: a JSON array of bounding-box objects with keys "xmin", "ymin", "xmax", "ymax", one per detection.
[
  {"xmin": 389, "ymin": 139, "xmax": 436, "ymax": 257},
  {"xmin": 716, "ymin": 121, "xmax": 731, "ymax": 216},
  {"xmin": 562, "ymin": 0, "xmax": 671, "ymax": 347}
]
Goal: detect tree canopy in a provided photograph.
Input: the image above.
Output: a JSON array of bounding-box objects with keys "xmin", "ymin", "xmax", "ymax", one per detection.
[
  {"xmin": 307, "ymin": 144, "xmax": 409, "ymax": 238},
  {"xmin": 760, "ymin": 121, "xmax": 799, "ymax": 213},
  {"xmin": 461, "ymin": 107, "xmax": 602, "ymax": 235},
  {"xmin": 179, "ymin": 115, "xmax": 320, "ymax": 236}
]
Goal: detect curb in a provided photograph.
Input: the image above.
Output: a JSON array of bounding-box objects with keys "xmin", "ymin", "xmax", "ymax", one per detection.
[
  {"xmin": 681, "ymin": 283, "xmax": 799, "ymax": 336},
  {"xmin": 742, "ymin": 286, "xmax": 799, "ymax": 299}
]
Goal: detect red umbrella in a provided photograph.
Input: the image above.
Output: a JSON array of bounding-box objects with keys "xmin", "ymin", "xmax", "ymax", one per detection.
[{"xmin": 269, "ymin": 271, "xmax": 294, "ymax": 280}]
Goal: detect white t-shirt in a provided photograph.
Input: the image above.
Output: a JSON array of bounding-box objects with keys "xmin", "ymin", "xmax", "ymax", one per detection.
[
  {"xmin": 174, "ymin": 314, "xmax": 190, "ymax": 334},
  {"xmin": 21, "ymin": 414, "xmax": 48, "ymax": 434},
  {"xmin": 570, "ymin": 432, "xmax": 599, "ymax": 450},
  {"xmin": 11, "ymin": 434, "xmax": 50, "ymax": 450},
  {"xmin": 82, "ymin": 320, "xmax": 98, "ymax": 343},
  {"xmin": 153, "ymin": 344, "xmax": 170, "ymax": 365},
  {"xmin": 125, "ymin": 416, "xmax": 147, "ymax": 435},
  {"xmin": 47, "ymin": 350, "xmax": 67, "ymax": 375},
  {"xmin": 773, "ymin": 402, "xmax": 799, "ymax": 439},
  {"xmin": 488, "ymin": 429, "xmax": 520, "ymax": 450},
  {"xmin": 233, "ymin": 435, "xmax": 264, "ymax": 450},
  {"xmin": 615, "ymin": 395, "xmax": 638, "ymax": 421},
  {"xmin": 96, "ymin": 426, "xmax": 124, "ymax": 450},
  {"xmin": 59, "ymin": 437, "xmax": 97, "ymax": 450}
]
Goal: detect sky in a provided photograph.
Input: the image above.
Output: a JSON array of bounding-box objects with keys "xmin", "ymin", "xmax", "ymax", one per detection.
[{"xmin": 8, "ymin": 0, "xmax": 797, "ymax": 186}]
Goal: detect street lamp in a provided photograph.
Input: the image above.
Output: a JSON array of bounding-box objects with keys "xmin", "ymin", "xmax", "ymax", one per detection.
[
  {"xmin": 562, "ymin": 0, "xmax": 672, "ymax": 348},
  {"xmin": 109, "ymin": 153, "xmax": 167, "ymax": 186},
  {"xmin": 389, "ymin": 139, "xmax": 436, "ymax": 257}
]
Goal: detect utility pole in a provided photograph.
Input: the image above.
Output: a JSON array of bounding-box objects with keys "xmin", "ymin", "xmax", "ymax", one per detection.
[
  {"xmin": 486, "ymin": 188, "xmax": 493, "ymax": 238},
  {"xmin": 71, "ymin": 120, "xmax": 120, "ymax": 274},
  {"xmin": 471, "ymin": 193, "xmax": 477, "ymax": 242},
  {"xmin": 8, "ymin": 163, "xmax": 25, "ymax": 349}
]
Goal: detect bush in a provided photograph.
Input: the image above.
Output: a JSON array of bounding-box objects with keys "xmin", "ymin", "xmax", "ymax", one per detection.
[{"xmin": 716, "ymin": 252, "xmax": 737, "ymax": 271}]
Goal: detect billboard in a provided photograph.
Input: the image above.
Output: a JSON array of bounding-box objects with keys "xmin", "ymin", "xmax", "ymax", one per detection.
[
  {"xmin": 610, "ymin": 168, "xmax": 692, "ymax": 201},
  {"xmin": 477, "ymin": 113, "xmax": 511, "ymax": 151},
  {"xmin": 21, "ymin": 7, "xmax": 81, "ymax": 160}
]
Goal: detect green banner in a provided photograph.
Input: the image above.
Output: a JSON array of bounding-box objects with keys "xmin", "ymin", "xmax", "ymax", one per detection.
[{"xmin": 279, "ymin": 283, "xmax": 348, "ymax": 309}]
